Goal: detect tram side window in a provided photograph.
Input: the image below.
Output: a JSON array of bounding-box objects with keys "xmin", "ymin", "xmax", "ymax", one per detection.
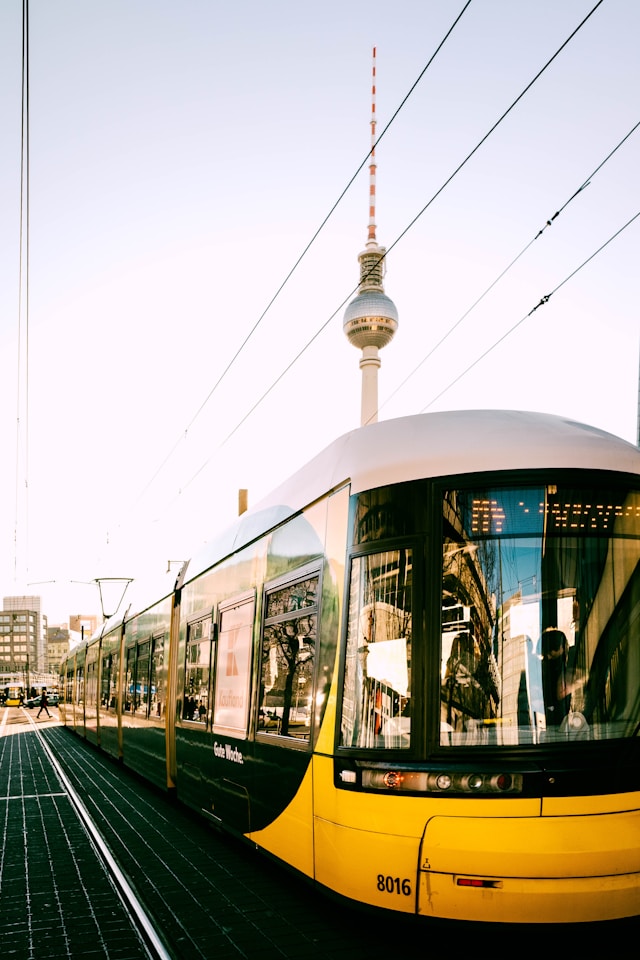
[
  {"xmin": 122, "ymin": 639, "xmax": 163, "ymax": 719},
  {"xmin": 183, "ymin": 617, "xmax": 213, "ymax": 722},
  {"xmin": 86, "ymin": 658, "xmax": 98, "ymax": 712},
  {"xmin": 258, "ymin": 571, "xmax": 319, "ymax": 742},
  {"xmin": 75, "ymin": 666, "xmax": 84, "ymax": 706},
  {"xmin": 134, "ymin": 641, "xmax": 151, "ymax": 716},
  {"xmin": 124, "ymin": 648, "xmax": 133, "ymax": 712},
  {"xmin": 340, "ymin": 550, "xmax": 413, "ymax": 750},
  {"xmin": 101, "ymin": 651, "xmax": 119, "ymax": 710},
  {"xmin": 101, "ymin": 655, "xmax": 112, "ymax": 707},
  {"xmin": 150, "ymin": 635, "xmax": 165, "ymax": 718}
]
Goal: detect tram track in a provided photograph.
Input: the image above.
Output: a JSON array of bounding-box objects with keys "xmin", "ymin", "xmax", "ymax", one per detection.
[
  {"xmin": 5, "ymin": 708, "xmax": 637, "ymax": 957},
  {"xmin": 23, "ymin": 709, "xmax": 173, "ymax": 960},
  {"xmin": 20, "ymin": 714, "xmax": 409, "ymax": 959}
]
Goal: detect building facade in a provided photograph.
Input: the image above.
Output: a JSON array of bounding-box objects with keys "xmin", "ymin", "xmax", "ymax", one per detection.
[
  {"xmin": 46, "ymin": 625, "xmax": 72, "ymax": 677},
  {"xmin": 1, "ymin": 595, "xmax": 47, "ymax": 676},
  {"xmin": 69, "ymin": 614, "xmax": 99, "ymax": 644}
]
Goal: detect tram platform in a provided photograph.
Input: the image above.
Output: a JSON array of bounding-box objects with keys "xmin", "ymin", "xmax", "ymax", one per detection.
[{"xmin": 0, "ymin": 707, "xmax": 414, "ymax": 959}]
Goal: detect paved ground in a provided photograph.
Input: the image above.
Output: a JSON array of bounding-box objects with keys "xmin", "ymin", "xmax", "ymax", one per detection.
[
  {"xmin": 1, "ymin": 711, "xmax": 423, "ymax": 959},
  {"xmin": 0, "ymin": 709, "xmax": 149, "ymax": 959},
  {"xmin": 42, "ymin": 722, "xmax": 425, "ymax": 959},
  {"xmin": 1, "ymin": 708, "xmax": 638, "ymax": 958}
]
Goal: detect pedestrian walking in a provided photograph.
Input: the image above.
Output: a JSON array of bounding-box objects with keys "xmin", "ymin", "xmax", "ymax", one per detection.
[{"xmin": 37, "ymin": 687, "xmax": 51, "ymax": 719}]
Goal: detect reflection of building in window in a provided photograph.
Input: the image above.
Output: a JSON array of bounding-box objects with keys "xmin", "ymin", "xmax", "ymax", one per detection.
[
  {"xmin": 124, "ymin": 648, "xmax": 134, "ymax": 712},
  {"xmin": 497, "ymin": 594, "xmax": 577, "ymax": 743},
  {"xmin": 134, "ymin": 641, "xmax": 150, "ymax": 714},
  {"xmin": 341, "ymin": 550, "xmax": 412, "ymax": 749},
  {"xmin": 124, "ymin": 636, "xmax": 166, "ymax": 719},
  {"xmin": 150, "ymin": 637, "xmax": 165, "ymax": 717},
  {"xmin": 441, "ymin": 599, "xmax": 499, "ymax": 741},
  {"xmin": 441, "ymin": 510, "xmax": 499, "ymax": 744},
  {"xmin": 496, "ymin": 595, "xmax": 541, "ymax": 744},
  {"xmin": 101, "ymin": 653, "xmax": 112, "ymax": 707},
  {"xmin": 441, "ymin": 484, "xmax": 640, "ymax": 747},
  {"xmin": 184, "ymin": 617, "xmax": 213, "ymax": 722},
  {"xmin": 259, "ymin": 572, "xmax": 319, "ymax": 741},
  {"xmin": 86, "ymin": 652, "xmax": 98, "ymax": 713},
  {"xmin": 75, "ymin": 666, "xmax": 84, "ymax": 705}
]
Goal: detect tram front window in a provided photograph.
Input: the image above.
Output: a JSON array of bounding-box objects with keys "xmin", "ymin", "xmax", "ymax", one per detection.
[{"xmin": 440, "ymin": 482, "xmax": 640, "ymax": 747}]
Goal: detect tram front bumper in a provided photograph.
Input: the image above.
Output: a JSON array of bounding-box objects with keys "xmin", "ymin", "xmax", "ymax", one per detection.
[{"xmin": 419, "ymin": 808, "xmax": 640, "ymax": 923}]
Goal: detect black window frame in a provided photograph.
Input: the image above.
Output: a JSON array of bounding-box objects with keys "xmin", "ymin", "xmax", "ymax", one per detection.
[{"xmin": 256, "ymin": 562, "xmax": 322, "ymax": 749}]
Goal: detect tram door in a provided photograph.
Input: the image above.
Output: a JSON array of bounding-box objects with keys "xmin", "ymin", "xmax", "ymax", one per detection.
[
  {"xmin": 174, "ymin": 613, "xmax": 216, "ymax": 804},
  {"xmin": 249, "ymin": 569, "xmax": 320, "ymax": 876},
  {"xmin": 207, "ymin": 595, "xmax": 255, "ymax": 833}
]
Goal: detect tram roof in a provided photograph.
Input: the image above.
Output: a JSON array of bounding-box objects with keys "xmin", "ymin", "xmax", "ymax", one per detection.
[{"xmin": 183, "ymin": 410, "xmax": 640, "ymax": 586}]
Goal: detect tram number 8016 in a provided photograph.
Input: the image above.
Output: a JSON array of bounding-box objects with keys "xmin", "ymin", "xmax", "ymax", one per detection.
[{"xmin": 377, "ymin": 875, "xmax": 412, "ymax": 896}]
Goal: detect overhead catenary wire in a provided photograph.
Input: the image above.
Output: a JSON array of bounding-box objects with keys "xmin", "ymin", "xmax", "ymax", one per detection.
[
  {"xmin": 420, "ymin": 209, "xmax": 640, "ymax": 411},
  {"xmin": 14, "ymin": 0, "xmax": 30, "ymax": 585},
  {"xmin": 170, "ymin": 0, "xmax": 607, "ymax": 502},
  {"xmin": 375, "ymin": 118, "xmax": 640, "ymax": 420},
  {"xmin": 219, "ymin": 0, "xmax": 606, "ymax": 443},
  {"xmin": 133, "ymin": 0, "xmax": 474, "ymax": 507}
]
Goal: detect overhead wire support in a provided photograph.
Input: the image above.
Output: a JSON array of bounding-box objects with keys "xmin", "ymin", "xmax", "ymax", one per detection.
[
  {"xmin": 421, "ymin": 209, "xmax": 640, "ymax": 411},
  {"xmin": 533, "ymin": 118, "xmax": 640, "ymax": 240},
  {"xmin": 14, "ymin": 0, "xmax": 30, "ymax": 584},
  {"xmin": 377, "ymin": 118, "xmax": 640, "ymax": 417}
]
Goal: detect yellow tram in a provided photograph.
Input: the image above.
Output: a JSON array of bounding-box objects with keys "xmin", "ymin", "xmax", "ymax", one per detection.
[{"xmin": 60, "ymin": 411, "xmax": 640, "ymax": 924}]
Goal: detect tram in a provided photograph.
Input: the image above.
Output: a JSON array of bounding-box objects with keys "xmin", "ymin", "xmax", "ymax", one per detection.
[
  {"xmin": 60, "ymin": 410, "xmax": 640, "ymax": 924},
  {"xmin": 2, "ymin": 684, "xmax": 24, "ymax": 706}
]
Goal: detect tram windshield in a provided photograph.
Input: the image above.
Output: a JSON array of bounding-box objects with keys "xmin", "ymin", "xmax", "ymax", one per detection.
[{"xmin": 441, "ymin": 482, "xmax": 640, "ymax": 747}]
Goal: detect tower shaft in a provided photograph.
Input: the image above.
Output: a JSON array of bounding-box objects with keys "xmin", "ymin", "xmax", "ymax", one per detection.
[{"xmin": 343, "ymin": 46, "xmax": 398, "ymax": 426}]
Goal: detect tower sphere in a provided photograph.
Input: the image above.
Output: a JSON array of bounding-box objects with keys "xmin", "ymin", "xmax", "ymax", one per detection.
[{"xmin": 343, "ymin": 289, "xmax": 399, "ymax": 350}]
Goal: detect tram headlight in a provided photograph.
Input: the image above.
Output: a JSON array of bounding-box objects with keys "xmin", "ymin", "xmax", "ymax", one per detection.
[
  {"xmin": 361, "ymin": 769, "xmax": 429, "ymax": 792},
  {"xmin": 427, "ymin": 771, "xmax": 523, "ymax": 795},
  {"xmin": 435, "ymin": 773, "xmax": 452, "ymax": 791},
  {"xmin": 466, "ymin": 774, "xmax": 484, "ymax": 791},
  {"xmin": 382, "ymin": 770, "xmax": 404, "ymax": 789},
  {"xmin": 358, "ymin": 767, "xmax": 523, "ymax": 795}
]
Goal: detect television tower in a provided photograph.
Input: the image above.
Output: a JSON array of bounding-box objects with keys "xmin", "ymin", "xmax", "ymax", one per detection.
[{"xmin": 343, "ymin": 46, "xmax": 398, "ymax": 426}]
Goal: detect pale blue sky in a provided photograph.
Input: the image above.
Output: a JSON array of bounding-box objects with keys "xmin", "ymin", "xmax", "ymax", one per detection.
[{"xmin": 1, "ymin": 1, "xmax": 638, "ymax": 620}]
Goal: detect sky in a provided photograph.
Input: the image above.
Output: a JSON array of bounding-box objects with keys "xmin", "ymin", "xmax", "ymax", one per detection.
[{"xmin": 0, "ymin": 0, "xmax": 638, "ymax": 623}]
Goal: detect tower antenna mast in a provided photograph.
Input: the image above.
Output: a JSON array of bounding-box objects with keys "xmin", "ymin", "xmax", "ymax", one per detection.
[
  {"xmin": 368, "ymin": 46, "xmax": 377, "ymax": 244},
  {"xmin": 343, "ymin": 46, "xmax": 399, "ymax": 427}
]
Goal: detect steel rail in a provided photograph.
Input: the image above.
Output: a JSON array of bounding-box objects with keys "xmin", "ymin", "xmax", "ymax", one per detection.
[{"xmin": 25, "ymin": 712, "xmax": 173, "ymax": 960}]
